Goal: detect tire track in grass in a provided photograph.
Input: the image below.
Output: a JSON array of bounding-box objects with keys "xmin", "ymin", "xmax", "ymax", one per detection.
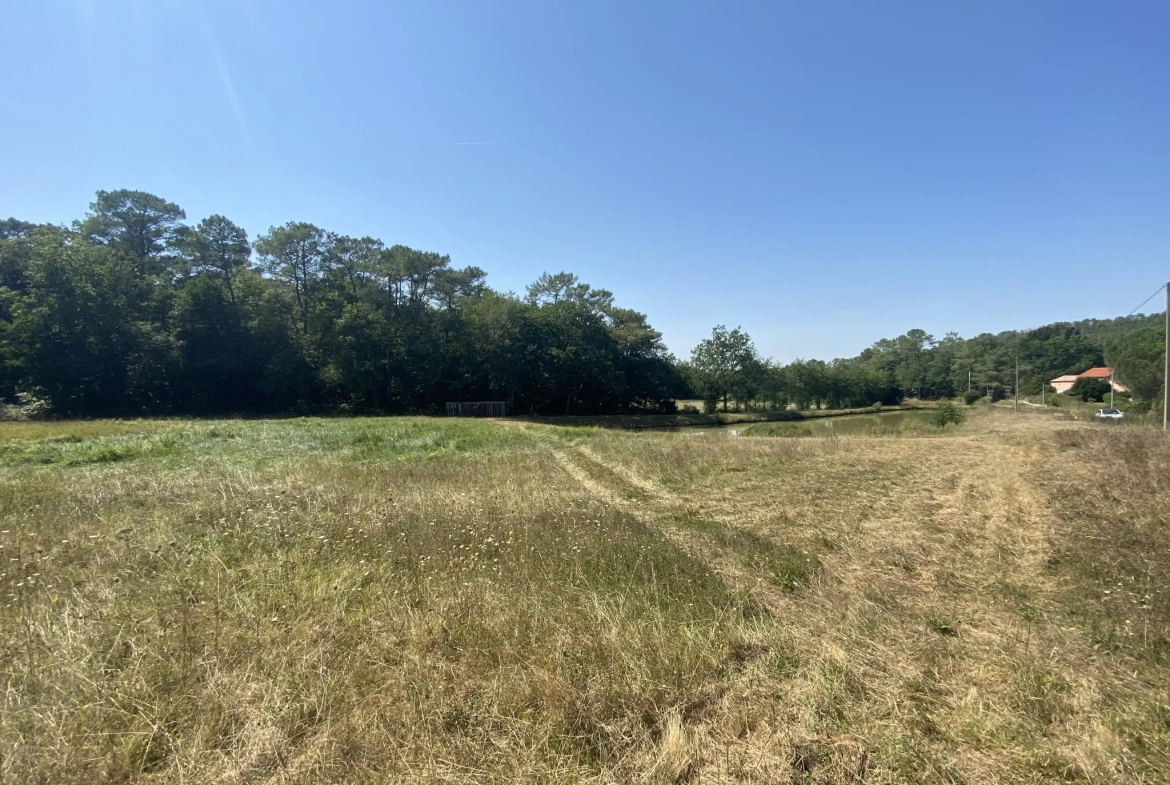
[
  {"xmin": 575, "ymin": 444, "xmax": 678, "ymax": 505},
  {"xmin": 569, "ymin": 445, "xmax": 818, "ymax": 590},
  {"xmin": 551, "ymin": 448, "xmax": 797, "ymax": 615},
  {"xmin": 551, "ymin": 446, "xmax": 872, "ymax": 781}
]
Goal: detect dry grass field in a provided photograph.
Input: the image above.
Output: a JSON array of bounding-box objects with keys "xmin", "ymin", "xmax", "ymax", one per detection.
[{"xmin": 1, "ymin": 410, "xmax": 1167, "ymax": 783}]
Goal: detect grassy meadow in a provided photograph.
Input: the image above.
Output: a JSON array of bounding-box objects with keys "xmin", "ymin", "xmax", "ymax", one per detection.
[{"xmin": 1, "ymin": 410, "xmax": 1168, "ymax": 783}]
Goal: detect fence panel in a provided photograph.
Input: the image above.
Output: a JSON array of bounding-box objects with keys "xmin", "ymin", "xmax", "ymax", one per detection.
[{"xmin": 445, "ymin": 401, "xmax": 506, "ymax": 417}]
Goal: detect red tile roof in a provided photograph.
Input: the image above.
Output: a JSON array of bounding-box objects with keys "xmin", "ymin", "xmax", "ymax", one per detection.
[{"xmin": 1077, "ymin": 367, "xmax": 1114, "ymax": 379}]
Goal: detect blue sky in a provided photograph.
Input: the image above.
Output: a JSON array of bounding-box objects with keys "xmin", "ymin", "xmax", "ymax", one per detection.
[{"xmin": 2, "ymin": 1, "xmax": 1168, "ymax": 362}]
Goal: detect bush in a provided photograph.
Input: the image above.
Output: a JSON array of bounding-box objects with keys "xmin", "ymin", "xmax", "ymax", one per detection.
[
  {"xmin": 1129, "ymin": 398, "xmax": 1152, "ymax": 414},
  {"xmin": 963, "ymin": 390, "xmax": 982, "ymax": 406},
  {"xmin": 678, "ymin": 404, "xmax": 700, "ymax": 414},
  {"xmin": 931, "ymin": 400, "xmax": 966, "ymax": 428},
  {"xmin": 1069, "ymin": 377, "xmax": 1112, "ymax": 403},
  {"xmin": 0, "ymin": 391, "xmax": 52, "ymax": 421}
]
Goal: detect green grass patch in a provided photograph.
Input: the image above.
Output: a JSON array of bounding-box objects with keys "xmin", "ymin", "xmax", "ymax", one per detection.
[
  {"xmin": 0, "ymin": 417, "xmax": 555, "ymax": 469},
  {"xmin": 0, "ymin": 431, "xmax": 189, "ymax": 466},
  {"xmin": 927, "ymin": 615, "xmax": 959, "ymax": 637}
]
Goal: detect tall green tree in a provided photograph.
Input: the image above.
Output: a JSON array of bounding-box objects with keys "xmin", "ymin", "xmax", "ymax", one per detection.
[
  {"xmin": 254, "ymin": 222, "xmax": 333, "ymax": 336},
  {"xmin": 690, "ymin": 325, "xmax": 759, "ymax": 412},
  {"xmin": 177, "ymin": 215, "xmax": 251, "ymax": 303},
  {"xmin": 607, "ymin": 306, "xmax": 683, "ymax": 412},
  {"xmin": 526, "ymin": 271, "xmax": 614, "ymax": 312},
  {"xmin": 7, "ymin": 229, "xmax": 137, "ymax": 413},
  {"xmin": 77, "ymin": 189, "xmax": 186, "ymax": 276}
]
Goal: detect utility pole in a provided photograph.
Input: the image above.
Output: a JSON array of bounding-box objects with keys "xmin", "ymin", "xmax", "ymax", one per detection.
[
  {"xmin": 1015, "ymin": 355, "xmax": 1019, "ymax": 412},
  {"xmin": 1164, "ymin": 283, "xmax": 1169, "ymax": 431},
  {"xmin": 968, "ymin": 371, "xmax": 972, "ymax": 392}
]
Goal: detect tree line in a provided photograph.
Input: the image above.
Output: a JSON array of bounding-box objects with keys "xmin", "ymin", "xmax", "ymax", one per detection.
[
  {"xmin": 0, "ymin": 190, "xmax": 684, "ymax": 416},
  {"xmin": 1, "ymin": 189, "xmax": 1164, "ymax": 418},
  {"xmin": 684, "ymin": 314, "xmax": 1165, "ymax": 413}
]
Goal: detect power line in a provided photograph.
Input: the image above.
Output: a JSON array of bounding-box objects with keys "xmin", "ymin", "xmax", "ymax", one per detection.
[{"xmin": 1126, "ymin": 283, "xmax": 1167, "ymax": 318}]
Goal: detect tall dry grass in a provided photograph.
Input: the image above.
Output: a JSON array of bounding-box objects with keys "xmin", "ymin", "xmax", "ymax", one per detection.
[
  {"xmin": 1, "ymin": 411, "xmax": 1168, "ymax": 783},
  {"xmin": 1042, "ymin": 426, "xmax": 1170, "ymax": 662},
  {"xmin": 0, "ymin": 419, "xmax": 759, "ymax": 783}
]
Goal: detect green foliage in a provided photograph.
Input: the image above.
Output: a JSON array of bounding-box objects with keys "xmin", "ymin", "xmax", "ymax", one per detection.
[
  {"xmin": 689, "ymin": 325, "xmax": 762, "ymax": 412},
  {"xmin": 175, "ymin": 214, "xmax": 250, "ymax": 302},
  {"xmin": 1070, "ymin": 377, "xmax": 1112, "ymax": 403},
  {"xmin": 962, "ymin": 389, "xmax": 982, "ymax": 406},
  {"xmin": 0, "ymin": 190, "xmax": 687, "ymax": 417},
  {"xmin": 1106, "ymin": 322, "xmax": 1165, "ymax": 404},
  {"xmin": 0, "ymin": 391, "xmax": 50, "ymax": 421},
  {"xmin": 525, "ymin": 270, "xmax": 612, "ymax": 311},
  {"xmin": 76, "ymin": 189, "xmax": 186, "ymax": 273},
  {"xmin": 1128, "ymin": 398, "xmax": 1151, "ymax": 414},
  {"xmin": 928, "ymin": 615, "xmax": 959, "ymax": 636},
  {"xmin": 2, "ymin": 188, "xmax": 1164, "ymax": 419},
  {"xmin": 931, "ymin": 401, "xmax": 965, "ymax": 428}
]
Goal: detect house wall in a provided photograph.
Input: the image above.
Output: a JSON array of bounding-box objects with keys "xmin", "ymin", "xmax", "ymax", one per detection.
[{"xmin": 1050, "ymin": 378, "xmax": 1129, "ymax": 395}]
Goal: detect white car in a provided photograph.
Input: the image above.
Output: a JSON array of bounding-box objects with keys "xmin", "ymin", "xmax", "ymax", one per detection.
[{"xmin": 1095, "ymin": 408, "xmax": 1124, "ymax": 420}]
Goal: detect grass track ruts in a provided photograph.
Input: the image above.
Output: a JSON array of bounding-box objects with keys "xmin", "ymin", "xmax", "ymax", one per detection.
[{"xmin": 552, "ymin": 446, "xmax": 798, "ymax": 617}]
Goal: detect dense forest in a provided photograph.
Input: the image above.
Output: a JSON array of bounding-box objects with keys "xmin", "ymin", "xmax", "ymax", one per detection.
[
  {"xmin": 0, "ymin": 190, "xmax": 1165, "ymax": 418},
  {"xmin": 0, "ymin": 190, "xmax": 686, "ymax": 417}
]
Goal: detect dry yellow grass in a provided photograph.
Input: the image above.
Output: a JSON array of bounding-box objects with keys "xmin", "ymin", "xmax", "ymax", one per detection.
[{"xmin": 1, "ymin": 411, "xmax": 1167, "ymax": 783}]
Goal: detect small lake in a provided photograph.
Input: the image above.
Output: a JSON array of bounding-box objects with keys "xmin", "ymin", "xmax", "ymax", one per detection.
[{"xmin": 727, "ymin": 409, "xmax": 936, "ymax": 437}]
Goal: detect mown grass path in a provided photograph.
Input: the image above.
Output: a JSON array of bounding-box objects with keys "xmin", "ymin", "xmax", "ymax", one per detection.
[{"xmin": 552, "ymin": 446, "xmax": 801, "ymax": 617}]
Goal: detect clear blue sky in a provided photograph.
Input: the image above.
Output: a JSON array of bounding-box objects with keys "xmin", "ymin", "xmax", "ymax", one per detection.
[{"xmin": 3, "ymin": 1, "xmax": 1168, "ymax": 362}]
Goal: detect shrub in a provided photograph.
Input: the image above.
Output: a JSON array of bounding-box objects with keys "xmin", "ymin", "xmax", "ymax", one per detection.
[
  {"xmin": 931, "ymin": 400, "xmax": 966, "ymax": 428},
  {"xmin": 0, "ymin": 391, "xmax": 52, "ymax": 421},
  {"xmin": 928, "ymin": 615, "xmax": 959, "ymax": 636},
  {"xmin": 1069, "ymin": 377, "xmax": 1111, "ymax": 403},
  {"xmin": 1129, "ymin": 398, "xmax": 1152, "ymax": 414},
  {"xmin": 962, "ymin": 390, "xmax": 982, "ymax": 406}
]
